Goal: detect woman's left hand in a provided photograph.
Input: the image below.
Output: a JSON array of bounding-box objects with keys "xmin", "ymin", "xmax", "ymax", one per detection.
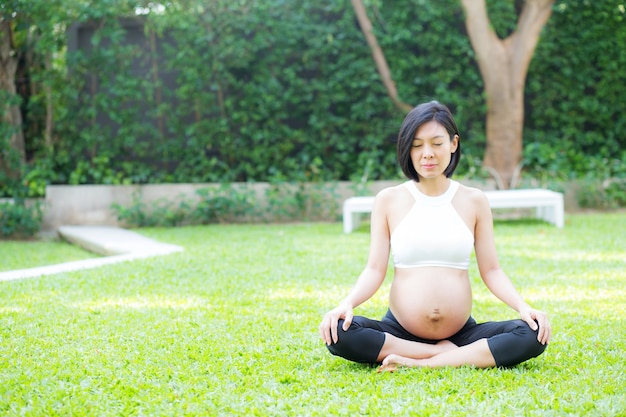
[{"xmin": 519, "ymin": 307, "xmax": 551, "ymax": 345}]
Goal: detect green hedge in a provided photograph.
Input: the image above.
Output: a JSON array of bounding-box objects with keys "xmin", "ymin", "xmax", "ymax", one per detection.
[
  {"xmin": 2, "ymin": 0, "xmax": 625, "ymax": 198},
  {"xmin": 525, "ymin": 1, "xmax": 626, "ymax": 181},
  {"xmin": 0, "ymin": 198, "xmax": 43, "ymax": 238}
]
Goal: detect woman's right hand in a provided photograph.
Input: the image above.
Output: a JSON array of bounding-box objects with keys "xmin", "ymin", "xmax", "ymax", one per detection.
[{"xmin": 319, "ymin": 303, "xmax": 354, "ymax": 345}]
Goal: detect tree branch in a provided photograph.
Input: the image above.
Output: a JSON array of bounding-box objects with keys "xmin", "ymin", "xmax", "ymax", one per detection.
[
  {"xmin": 460, "ymin": 0, "xmax": 505, "ymax": 81},
  {"xmin": 507, "ymin": 0, "xmax": 555, "ymax": 84},
  {"xmin": 351, "ymin": 0, "xmax": 412, "ymax": 113}
]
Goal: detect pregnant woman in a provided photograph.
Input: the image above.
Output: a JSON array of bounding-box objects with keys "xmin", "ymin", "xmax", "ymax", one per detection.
[{"xmin": 319, "ymin": 101, "xmax": 551, "ymax": 371}]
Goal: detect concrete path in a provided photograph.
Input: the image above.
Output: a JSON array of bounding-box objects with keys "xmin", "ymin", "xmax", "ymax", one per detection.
[{"xmin": 0, "ymin": 226, "xmax": 183, "ymax": 282}]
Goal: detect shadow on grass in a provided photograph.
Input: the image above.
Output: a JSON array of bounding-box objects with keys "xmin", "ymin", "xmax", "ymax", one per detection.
[{"xmin": 492, "ymin": 218, "xmax": 552, "ymax": 227}]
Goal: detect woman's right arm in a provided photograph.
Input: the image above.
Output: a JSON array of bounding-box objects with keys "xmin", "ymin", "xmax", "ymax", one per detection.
[{"xmin": 319, "ymin": 190, "xmax": 392, "ymax": 345}]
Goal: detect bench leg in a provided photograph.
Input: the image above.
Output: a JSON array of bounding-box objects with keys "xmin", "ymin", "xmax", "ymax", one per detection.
[
  {"xmin": 343, "ymin": 208, "xmax": 352, "ymax": 233},
  {"xmin": 353, "ymin": 213, "xmax": 360, "ymax": 232},
  {"xmin": 535, "ymin": 206, "xmax": 552, "ymax": 226},
  {"xmin": 554, "ymin": 198, "xmax": 564, "ymax": 228},
  {"xmin": 344, "ymin": 209, "xmax": 360, "ymax": 233},
  {"xmin": 535, "ymin": 201, "xmax": 564, "ymax": 228},
  {"xmin": 343, "ymin": 210, "xmax": 363, "ymax": 233}
]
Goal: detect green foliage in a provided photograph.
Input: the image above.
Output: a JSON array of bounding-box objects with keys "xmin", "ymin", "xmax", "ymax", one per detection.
[
  {"xmin": 264, "ymin": 181, "xmax": 341, "ymax": 222},
  {"xmin": 0, "ymin": 198, "xmax": 43, "ymax": 238},
  {"xmin": 111, "ymin": 192, "xmax": 193, "ymax": 228},
  {"xmin": 0, "ymin": 215, "xmax": 624, "ymax": 415},
  {"xmin": 67, "ymin": 156, "xmax": 135, "ymax": 185},
  {"xmin": 111, "ymin": 182, "xmax": 343, "ymax": 227},
  {"xmin": 193, "ymin": 184, "xmax": 258, "ymax": 224},
  {"xmin": 525, "ymin": 0, "xmax": 626, "ymax": 181},
  {"xmin": 576, "ymin": 178, "xmax": 626, "ymax": 209},
  {"xmin": 1, "ymin": 0, "xmax": 625, "ymax": 202}
]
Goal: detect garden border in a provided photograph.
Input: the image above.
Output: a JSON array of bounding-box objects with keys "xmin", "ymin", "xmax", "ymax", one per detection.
[{"xmin": 0, "ymin": 226, "xmax": 182, "ymax": 281}]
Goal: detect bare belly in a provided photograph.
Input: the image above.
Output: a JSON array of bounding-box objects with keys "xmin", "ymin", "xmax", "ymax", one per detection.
[{"xmin": 389, "ymin": 267, "xmax": 472, "ymax": 340}]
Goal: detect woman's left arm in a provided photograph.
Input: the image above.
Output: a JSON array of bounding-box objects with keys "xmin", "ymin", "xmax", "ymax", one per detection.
[{"xmin": 472, "ymin": 191, "xmax": 552, "ymax": 345}]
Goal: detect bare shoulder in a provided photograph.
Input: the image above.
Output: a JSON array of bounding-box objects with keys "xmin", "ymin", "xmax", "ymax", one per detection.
[
  {"xmin": 454, "ymin": 183, "xmax": 492, "ymax": 225},
  {"xmin": 375, "ymin": 182, "xmax": 406, "ymax": 201},
  {"xmin": 456, "ymin": 182, "xmax": 489, "ymax": 206},
  {"xmin": 373, "ymin": 182, "xmax": 413, "ymax": 216}
]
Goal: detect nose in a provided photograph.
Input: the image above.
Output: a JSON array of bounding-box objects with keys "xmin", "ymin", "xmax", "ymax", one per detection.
[{"xmin": 423, "ymin": 145, "xmax": 434, "ymax": 158}]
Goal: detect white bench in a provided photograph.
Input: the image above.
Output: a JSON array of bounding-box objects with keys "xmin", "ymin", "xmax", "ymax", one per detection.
[{"xmin": 342, "ymin": 188, "xmax": 564, "ymax": 233}]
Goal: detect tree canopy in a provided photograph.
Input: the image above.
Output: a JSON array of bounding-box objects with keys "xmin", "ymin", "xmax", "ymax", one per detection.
[{"xmin": 1, "ymin": 0, "xmax": 624, "ymax": 197}]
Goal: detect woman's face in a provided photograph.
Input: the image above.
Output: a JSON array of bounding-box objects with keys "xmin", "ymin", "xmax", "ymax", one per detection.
[{"xmin": 410, "ymin": 120, "xmax": 458, "ymax": 180}]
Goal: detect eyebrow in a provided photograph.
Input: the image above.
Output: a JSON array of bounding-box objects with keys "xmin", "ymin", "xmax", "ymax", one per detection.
[{"xmin": 413, "ymin": 134, "xmax": 446, "ymax": 141}]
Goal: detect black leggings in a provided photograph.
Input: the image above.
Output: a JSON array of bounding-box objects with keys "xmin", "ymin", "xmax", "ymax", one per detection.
[{"xmin": 326, "ymin": 309, "xmax": 546, "ymax": 367}]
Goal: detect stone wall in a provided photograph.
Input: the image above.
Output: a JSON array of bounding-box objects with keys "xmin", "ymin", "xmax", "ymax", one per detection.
[
  {"xmin": 42, "ymin": 179, "xmax": 581, "ymax": 231},
  {"xmin": 41, "ymin": 181, "xmax": 401, "ymax": 231}
]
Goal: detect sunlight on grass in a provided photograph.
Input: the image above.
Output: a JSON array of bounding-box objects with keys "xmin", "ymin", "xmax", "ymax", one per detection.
[
  {"xmin": 513, "ymin": 249, "xmax": 625, "ymax": 263},
  {"xmin": 72, "ymin": 295, "xmax": 205, "ymax": 311},
  {"xmin": 269, "ymin": 286, "xmax": 332, "ymax": 301},
  {"xmin": 0, "ymin": 240, "xmax": 99, "ymax": 272},
  {"xmin": 0, "ymin": 306, "xmax": 25, "ymax": 314},
  {"xmin": 0, "ymin": 214, "xmax": 624, "ymax": 416}
]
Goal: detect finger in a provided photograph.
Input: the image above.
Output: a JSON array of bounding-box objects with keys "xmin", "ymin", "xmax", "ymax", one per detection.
[
  {"xmin": 546, "ymin": 325, "xmax": 552, "ymax": 343},
  {"xmin": 342, "ymin": 311, "xmax": 353, "ymax": 331},
  {"xmin": 537, "ymin": 323, "xmax": 545, "ymax": 344},
  {"xmin": 330, "ymin": 317, "xmax": 339, "ymax": 345},
  {"xmin": 523, "ymin": 315, "xmax": 538, "ymax": 331},
  {"xmin": 320, "ymin": 322, "xmax": 330, "ymax": 345},
  {"xmin": 538, "ymin": 325, "xmax": 548, "ymax": 345},
  {"xmin": 536, "ymin": 315, "xmax": 550, "ymax": 344},
  {"xmin": 537, "ymin": 317, "xmax": 547, "ymax": 341},
  {"xmin": 541, "ymin": 322, "xmax": 552, "ymax": 345},
  {"xmin": 319, "ymin": 319, "xmax": 330, "ymax": 345},
  {"xmin": 323, "ymin": 316, "xmax": 335, "ymax": 346}
]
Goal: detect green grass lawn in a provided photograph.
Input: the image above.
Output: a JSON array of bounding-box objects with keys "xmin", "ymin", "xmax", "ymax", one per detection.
[
  {"xmin": 1, "ymin": 213, "xmax": 624, "ymax": 416},
  {"xmin": 0, "ymin": 239, "xmax": 99, "ymax": 272}
]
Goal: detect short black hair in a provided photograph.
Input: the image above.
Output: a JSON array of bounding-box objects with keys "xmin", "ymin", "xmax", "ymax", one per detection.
[{"xmin": 397, "ymin": 100, "xmax": 461, "ymax": 182}]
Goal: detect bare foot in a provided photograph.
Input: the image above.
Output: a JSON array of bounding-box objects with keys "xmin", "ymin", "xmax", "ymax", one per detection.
[
  {"xmin": 377, "ymin": 362, "xmax": 399, "ymax": 373},
  {"xmin": 377, "ymin": 354, "xmax": 423, "ymax": 373},
  {"xmin": 377, "ymin": 341, "xmax": 458, "ymax": 372}
]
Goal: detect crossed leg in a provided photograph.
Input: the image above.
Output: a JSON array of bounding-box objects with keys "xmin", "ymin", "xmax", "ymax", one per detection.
[
  {"xmin": 327, "ymin": 315, "xmax": 542, "ymax": 369},
  {"xmin": 378, "ymin": 338, "xmax": 495, "ymax": 372},
  {"xmin": 376, "ymin": 332, "xmax": 458, "ymax": 362}
]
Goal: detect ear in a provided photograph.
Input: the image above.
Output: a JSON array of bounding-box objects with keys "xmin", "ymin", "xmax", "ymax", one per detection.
[{"xmin": 451, "ymin": 134, "xmax": 459, "ymax": 153}]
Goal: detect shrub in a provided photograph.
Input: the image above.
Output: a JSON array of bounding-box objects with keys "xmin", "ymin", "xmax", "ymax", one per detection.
[
  {"xmin": 0, "ymin": 199, "xmax": 43, "ymax": 239},
  {"xmin": 192, "ymin": 184, "xmax": 258, "ymax": 224},
  {"xmin": 111, "ymin": 192, "xmax": 194, "ymax": 228},
  {"xmin": 110, "ymin": 182, "xmax": 345, "ymax": 228},
  {"xmin": 577, "ymin": 178, "xmax": 626, "ymax": 210}
]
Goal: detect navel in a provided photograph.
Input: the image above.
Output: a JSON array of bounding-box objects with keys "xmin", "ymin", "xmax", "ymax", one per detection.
[{"xmin": 426, "ymin": 308, "xmax": 442, "ymax": 322}]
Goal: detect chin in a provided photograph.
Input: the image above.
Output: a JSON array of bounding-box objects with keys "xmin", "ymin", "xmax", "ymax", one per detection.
[{"xmin": 418, "ymin": 172, "xmax": 442, "ymax": 179}]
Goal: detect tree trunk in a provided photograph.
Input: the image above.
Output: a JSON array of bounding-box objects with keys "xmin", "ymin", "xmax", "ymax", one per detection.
[
  {"xmin": 0, "ymin": 19, "xmax": 26, "ymax": 176},
  {"xmin": 351, "ymin": 0, "xmax": 413, "ymax": 113},
  {"xmin": 461, "ymin": 0, "xmax": 554, "ymax": 188},
  {"xmin": 44, "ymin": 51, "xmax": 54, "ymax": 149}
]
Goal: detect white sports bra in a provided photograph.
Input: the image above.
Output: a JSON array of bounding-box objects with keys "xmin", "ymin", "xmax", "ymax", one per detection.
[{"xmin": 390, "ymin": 180, "xmax": 474, "ymax": 270}]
